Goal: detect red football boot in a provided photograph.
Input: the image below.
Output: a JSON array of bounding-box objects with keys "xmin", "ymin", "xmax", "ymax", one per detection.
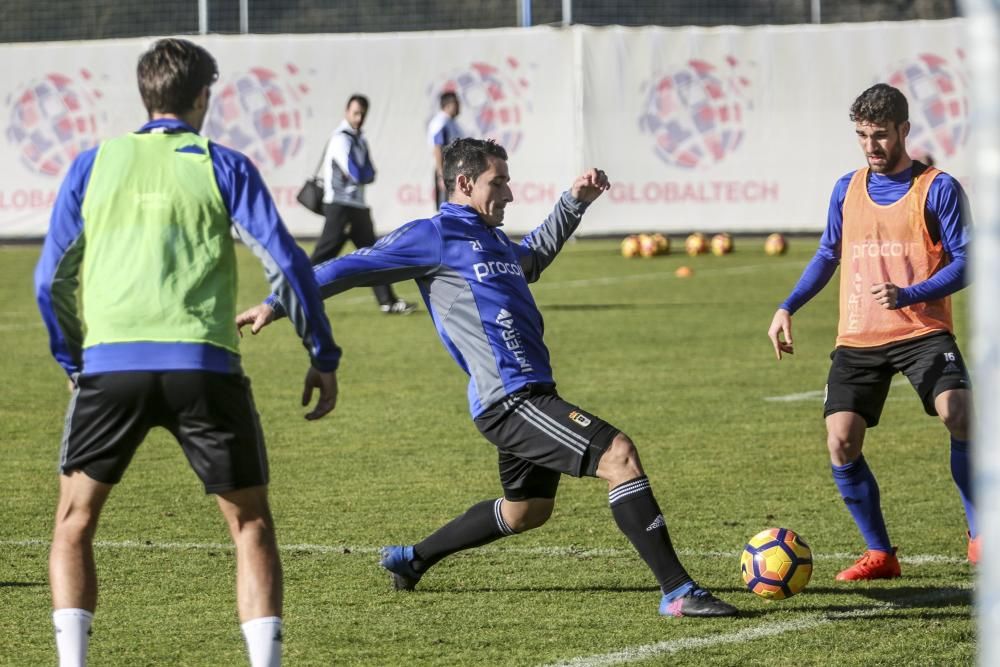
[
  {"xmin": 835, "ymin": 547, "xmax": 901, "ymax": 581},
  {"xmin": 968, "ymin": 533, "xmax": 981, "ymax": 566}
]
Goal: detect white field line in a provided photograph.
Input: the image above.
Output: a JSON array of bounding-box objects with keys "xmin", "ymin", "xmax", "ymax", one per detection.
[
  {"xmin": 540, "ymin": 586, "xmax": 971, "ymax": 667},
  {"xmin": 764, "ymin": 377, "xmax": 908, "ymax": 402},
  {"xmin": 0, "ymin": 539, "xmax": 967, "ymax": 565},
  {"xmin": 763, "ymin": 389, "xmax": 825, "ymax": 402}
]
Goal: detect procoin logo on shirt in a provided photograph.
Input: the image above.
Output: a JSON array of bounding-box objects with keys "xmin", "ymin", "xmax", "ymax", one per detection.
[
  {"xmin": 472, "ymin": 259, "xmax": 524, "ymax": 282},
  {"xmin": 850, "ymin": 241, "xmax": 921, "ymax": 260}
]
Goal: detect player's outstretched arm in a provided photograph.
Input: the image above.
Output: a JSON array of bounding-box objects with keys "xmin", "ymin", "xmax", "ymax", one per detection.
[
  {"xmin": 236, "ymin": 303, "xmax": 277, "ymax": 336},
  {"xmin": 767, "ymin": 308, "xmax": 794, "ymax": 360},
  {"xmin": 518, "ymin": 168, "xmax": 612, "ymax": 282}
]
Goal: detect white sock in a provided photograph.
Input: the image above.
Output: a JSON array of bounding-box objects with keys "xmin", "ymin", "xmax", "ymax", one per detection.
[
  {"xmin": 241, "ymin": 616, "xmax": 282, "ymax": 667},
  {"xmin": 53, "ymin": 608, "xmax": 93, "ymax": 667}
]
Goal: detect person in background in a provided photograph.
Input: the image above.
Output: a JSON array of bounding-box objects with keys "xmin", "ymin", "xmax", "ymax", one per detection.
[
  {"xmin": 427, "ymin": 90, "xmax": 464, "ymax": 210},
  {"xmin": 314, "ymin": 94, "xmax": 416, "ymax": 314}
]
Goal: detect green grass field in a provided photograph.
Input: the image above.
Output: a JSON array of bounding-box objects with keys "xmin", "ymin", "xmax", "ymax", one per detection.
[{"xmin": 0, "ymin": 236, "xmax": 974, "ymax": 666}]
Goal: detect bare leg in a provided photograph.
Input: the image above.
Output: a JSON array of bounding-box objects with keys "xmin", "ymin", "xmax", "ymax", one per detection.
[
  {"xmin": 936, "ymin": 388, "xmax": 971, "ymax": 440},
  {"xmin": 216, "ymin": 486, "xmax": 282, "ymax": 621},
  {"xmin": 825, "ymin": 411, "xmax": 867, "ymax": 466},
  {"xmin": 50, "ymin": 471, "xmax": 113, "ymax": 611},
  {"xmin": 50, "ymin": 470, "xmax": 113, "ymax": 666}
]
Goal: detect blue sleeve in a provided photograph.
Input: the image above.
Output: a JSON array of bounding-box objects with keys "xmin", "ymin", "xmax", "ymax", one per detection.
[
  {"xmin": 268, "ymin": 219, "xmax": 442, "ymax": 317},
  {"xmin": 210, "ymin": 142, "xmax": 342, "ymax": 372},
  {"xmin": 779, "ymin": 175, "xmax": 849, "ymax": 314},
  {"xmin": 515, "ymin": 191, "xmax": 590, "ymax": 282},
  {"xmin": 34, "ymin": 148, "xmax": 97, "ymax": 376},
  {"xmin": 895, "ymin": 173, "xmax": 970, "ymax": 307}
]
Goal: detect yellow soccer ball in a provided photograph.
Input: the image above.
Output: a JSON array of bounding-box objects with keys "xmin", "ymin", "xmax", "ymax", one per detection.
[
  {"xmin": 710, "ymin": 233, "xmax": 733, "ymax": 256},
  {"xmin": 740, "ymin": 528, "xmax": 813, "ymax": 600},
  {"xmin": 764, "ymin": 233, "xmax": 788, "ymax": 256},
  {"xmin": 638, "ymin": 234, "xmax": 659, "ymax": 258},
  {"xmin": 621, "ymin": 235, "xmax": 641, "ymax": 258},
  {"xmin": 685, "ymin": 232, "xmax": 708, "ymax": 256},
  {"xmin": 652, "ymin": 233, "xmax": 670, "ymax": 255}
]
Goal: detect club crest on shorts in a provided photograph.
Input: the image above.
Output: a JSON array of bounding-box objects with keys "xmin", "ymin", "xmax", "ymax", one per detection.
[{"xmin": 568, "ymin": 410, "xmax": 591, "ymax": 427}]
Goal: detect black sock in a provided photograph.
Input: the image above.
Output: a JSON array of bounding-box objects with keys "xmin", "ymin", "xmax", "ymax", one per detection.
[
  {"xmin": 412, "ymin": 498, "xmax": 515, "ymax": 572},
  {"xmin": 609, "ymin": 476, "xmax": 691, "ymax": 594}
]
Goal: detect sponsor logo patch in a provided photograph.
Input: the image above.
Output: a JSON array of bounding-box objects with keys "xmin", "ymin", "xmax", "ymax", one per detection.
[{"xmin": 495, "ymin": 309, "xmax": 533, "ymax": 372}]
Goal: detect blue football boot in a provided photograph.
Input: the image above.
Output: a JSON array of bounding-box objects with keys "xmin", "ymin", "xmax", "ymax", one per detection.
[{"xmin": 380, "ymin": 545, "xmax": 422, "ymax": 591}]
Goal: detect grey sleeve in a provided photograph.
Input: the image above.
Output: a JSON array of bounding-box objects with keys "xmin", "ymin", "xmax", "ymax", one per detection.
[{"xmin": 517, "ymin": 191, "xmax": 590, "ymax": 282}]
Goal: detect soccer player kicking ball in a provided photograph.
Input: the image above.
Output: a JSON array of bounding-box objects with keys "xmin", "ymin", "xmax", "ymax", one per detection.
[
  {"xmin": 767, "ymin": 83, "xmax": 975, "ymax": 581},
  {"xmin": 238, "ymin": 138, "xmax": 738, "ymax": 618}
]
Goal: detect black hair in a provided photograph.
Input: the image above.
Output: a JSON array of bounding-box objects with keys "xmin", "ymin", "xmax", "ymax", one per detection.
[
  {"xmin": 346, "ymin": 94, "xmax": 369, "ymax": 110},
  {"xmin": 442, "ymin": 138, "xmax": 508, "ymax": 197}
]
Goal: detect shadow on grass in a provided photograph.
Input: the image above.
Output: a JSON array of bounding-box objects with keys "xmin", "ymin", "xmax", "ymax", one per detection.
[
  {"xmin": 750, "ymin": 584, "xmax": 972, "ymax": 618},
  {"xmin": 405, "ymin": 583, "xmax": 971, "ymax": 622},
  {"xmin": 415, "ymin": 585, "xmax": 660, "ymax": 594},
  {"xmin": 0, "ymin": 581, "xmax": 45, "ymax": 588}
]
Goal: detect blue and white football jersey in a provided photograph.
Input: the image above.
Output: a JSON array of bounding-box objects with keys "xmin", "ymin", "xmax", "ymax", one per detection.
[{"xmin": 273, "ymin": 193, "xmax": 591, "ymax": 416}]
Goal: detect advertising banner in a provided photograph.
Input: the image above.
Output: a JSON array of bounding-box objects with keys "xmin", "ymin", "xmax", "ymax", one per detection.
[{"xmin": 0, "ymin": 20, "xmax": 971, "ymax": 237}]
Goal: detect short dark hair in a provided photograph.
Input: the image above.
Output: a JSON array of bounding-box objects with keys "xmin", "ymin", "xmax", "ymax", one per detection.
[
  {"xmin": 443, "ymin": 138, "xmax": 508, "ymax": 197},
  {"xmin": 137, "ymin": 38, "xmax": 218, "ymax": 116},
  {"xmin": 440, "ymin": 91, "xmax": 459, "ymax": 109},
  {"xmin": 346, "ymin": 94, "xmax": 369, "ymax": 110},
  {"xmin": 850, "ymin": 83, "xmax": 908, "ymax": 126}
]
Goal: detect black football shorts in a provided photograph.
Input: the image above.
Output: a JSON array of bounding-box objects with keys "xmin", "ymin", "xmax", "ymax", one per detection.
[
  {"xmin": 474, "ymin": 384, "xmax": 619, "ymax": 501},
  {"xmin": 824, "ymin": 332, "xmax": 971, "ymax": 427},
  {"xmin": 60, "ymin": 371, "xmax": 268, "ymax": 494}
]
